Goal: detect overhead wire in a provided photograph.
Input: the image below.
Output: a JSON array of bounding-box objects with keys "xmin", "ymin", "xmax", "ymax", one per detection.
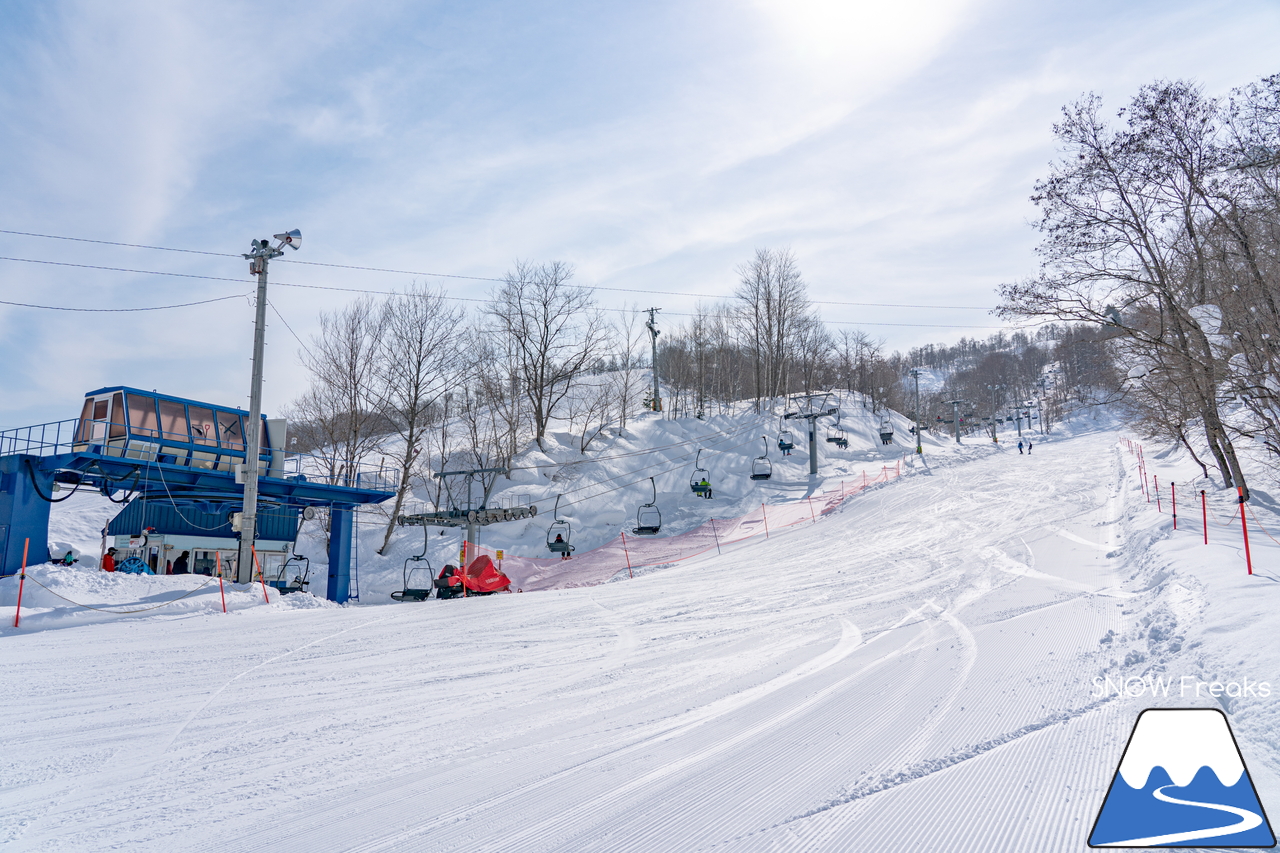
[
  {"xmin": 267, "ymin": 298, "xmax": 316, "ymax": 362},
  {"xmin": 0, "ymin": 251, "xmax": 1006, "ymax": 326},
  {"xmin": 0, "ymin": 228, "xmax": 999, "ymax": 316}
]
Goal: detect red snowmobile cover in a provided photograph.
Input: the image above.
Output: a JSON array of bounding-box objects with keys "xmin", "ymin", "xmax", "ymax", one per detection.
[{"xmin": 462, "ymin": 555, "xmax": 512, "ymax": 593}]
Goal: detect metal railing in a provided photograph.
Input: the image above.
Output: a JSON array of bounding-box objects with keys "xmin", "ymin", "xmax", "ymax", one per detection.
[
  {"xmin": 0, "ymin": 418, "xmax": 396, "ymax": 493},
  {"xmin": 0, "ymin": 419, "xmax": 81, "ymax": 457}
]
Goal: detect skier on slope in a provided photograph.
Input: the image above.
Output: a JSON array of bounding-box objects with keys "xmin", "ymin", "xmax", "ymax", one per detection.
[
  {"xmin": 1027, "ymin": 441, "xmax": 1033, "ymax": 454},
  {"xmin": 1018, "ymin": 440, "xmax": 1024, "ymax": 454}
]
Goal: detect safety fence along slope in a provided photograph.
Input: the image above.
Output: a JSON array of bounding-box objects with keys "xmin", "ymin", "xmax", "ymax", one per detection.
[{"xmin": 494, "ymin": 463, "xmax": 903, "ymax": 591}]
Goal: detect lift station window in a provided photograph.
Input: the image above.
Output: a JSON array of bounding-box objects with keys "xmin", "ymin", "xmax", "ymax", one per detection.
[
  {"xmin": 110, "ymin": 393, "xmax": 125, "ymax": 439},
  {"xmin": 76, "ymin": 398, "xmax": 98, "ymax": 442},
  {"xmin": 217, "ymin": 412, "xmax": 244, "ymax": 451},
  {"xmin": 158, "ymin": 399, "xmax": 189, "ymax": 443},
  {"xmin": 127, "ymin": 394, "xmax": 159, "ymax": 438},
  {"xmin": 189, "ymin": 407, "xmax": 217, "ymax": 444}
]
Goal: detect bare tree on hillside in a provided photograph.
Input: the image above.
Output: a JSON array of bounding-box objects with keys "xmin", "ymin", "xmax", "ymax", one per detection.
[
  {"xmin": 487, "ymin": 260, "xmax": 609, "ymax": 450},
  {"xmin": 997, "ymin": 82, "xmax": 1253, "ymax": 495},
  {"xmin": 372, "ymin": 285, "xmax": 466, "ymax": 555},
  {"xmin": 734, "ymin": 248, "xmax": 811, "ymax": 407},
  {"xmin": 610, "ymin": 305, "xmax": 649, "ymax": 434},
  {"xmin": 291, "ymin": 296, "xmax": 388, "ymax": 487}
]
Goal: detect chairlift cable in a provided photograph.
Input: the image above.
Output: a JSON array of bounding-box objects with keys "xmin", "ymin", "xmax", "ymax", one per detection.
[
  {"xmin": 557, "ymin": 428, "xmax": 767, "ymax": 511},
  {"xmin": 548, "ymin": 420, "xmax": 765, "ymax": 498},
  {"xmin": 508, "ymin": 417, "xmax": 762, "ymax": 472}
]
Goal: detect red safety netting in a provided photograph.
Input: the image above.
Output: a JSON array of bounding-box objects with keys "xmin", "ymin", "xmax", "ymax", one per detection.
[{"xmin": 481, "ymin": 464, "xmax": 903, "ymax": 591}]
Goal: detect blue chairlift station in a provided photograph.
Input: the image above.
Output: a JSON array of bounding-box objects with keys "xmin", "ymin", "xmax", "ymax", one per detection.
[{"xmin": 0, "ymin": 386, "xmax": 395, "ymax": 602}]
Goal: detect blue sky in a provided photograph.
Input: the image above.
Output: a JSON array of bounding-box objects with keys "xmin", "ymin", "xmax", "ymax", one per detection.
[{"xmin": 1, "ymin": 0, "xmax": 1278, "ymax": 428}]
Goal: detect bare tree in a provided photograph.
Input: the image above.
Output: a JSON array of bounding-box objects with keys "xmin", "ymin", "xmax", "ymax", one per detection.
[
  {"xmin": 997, "ymin": 81, "xmax": 1254, "ymax": 495},
  {"xmin": 292, "ymin": 296, "xmax": 388, "ymax": 487},
  {"xmin": 610, "ymin": 305, "xmax": 649, "ymax": 434},
  {"xmin": 734, "ymin": 248, "xmax": 811, "ymax": 407},
  {"xmin": 372, "ymin": 285, "xmax": 466, "ymax": 554},
  {"xmin": 487, "ymin": 260, "xmax": 609, "ymax": 450}
]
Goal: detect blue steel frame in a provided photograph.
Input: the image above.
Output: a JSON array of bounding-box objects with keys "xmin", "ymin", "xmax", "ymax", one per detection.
[{"xmin": 0, "ymin": 389, "xmax": 396, "ymax": 603}]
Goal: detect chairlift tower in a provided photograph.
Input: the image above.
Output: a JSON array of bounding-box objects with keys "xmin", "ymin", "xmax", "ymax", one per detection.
[
  {"xmin": 398, "ymin": 467, "xmax": 522, "ymax": 564},
  {"xmin": 909, "ymin": 368, "xmax": 923, "ymax": 454},
  {"xmin": 947, "ymin": 399, "xmax": 966, "ymax": 444},
  {"xmin": 987, "ymin": 384, "xmax": 1004, "ymax": 443},
  {"xmin": 237, "ymin": 229, "xmax": 301, "ymax": 583},
  {"xmin": 645, "ymin": 307, "xmax": 662, "ymax": 412},
  {"xmin": 785, "ymin": 393, "xmax": 839, "ymax": 476}
]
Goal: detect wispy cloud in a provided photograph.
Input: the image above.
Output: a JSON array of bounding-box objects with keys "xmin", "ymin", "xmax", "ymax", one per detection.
[{"xmin": 0, "ymin": 0, "xmax": 1277, "ymax": 427}]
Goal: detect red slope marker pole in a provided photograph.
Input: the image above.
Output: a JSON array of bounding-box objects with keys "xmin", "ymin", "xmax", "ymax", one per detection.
[
  {"xmin": 1201, "ymin": 490, "xmax": 1208, "ymax": 545},
  {"xmin": 1239, "ymin": 487, "xmax": 1254, "ymax": 575},
  {"xmin": 252, "ymin": 547, "xmax": 269, "ymax": 603},
  {"xmin": 216, "ymin": 551, "xmax": 227, "ymax": 614},
  {"xmin": 1171, "ymin": 482, "xmax": 1177, "ymax": 530},
  {"xmin": 762, "ymin": 504, "xmax": 770, "ymax": 539},
  {"xmin": 808, "ymin": 497, "xmax": 816, "ymax": 524},
  {"xmin": 1155, "ymin": 476, "xmax": 1162, "ymax": 512},
  {"xmin": 13, "ymin": 538, "xmax": 29, "ymax": 628},
  {"xmin": 710, "ymin": 519, "xmax": 721, "ymax": 555},
  {"xmin": 620, "ymin": 531, "xmax": 633, "ymax": 578}
]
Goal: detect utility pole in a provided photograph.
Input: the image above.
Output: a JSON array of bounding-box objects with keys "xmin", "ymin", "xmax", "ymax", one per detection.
[
  {"xmin": 947, "ymin": 399, "xmax": 964, "ymax": 444},
  {"xmin": 236, "ymin": 229, "xmax": 301, "ymax": 583},
  {"xmin": 645, "ymin": 307, "xmax": 662, "ymax": 412},
  {"xmin": 909, "ymin": 368, "xmax": 923, "ymax": 454}
]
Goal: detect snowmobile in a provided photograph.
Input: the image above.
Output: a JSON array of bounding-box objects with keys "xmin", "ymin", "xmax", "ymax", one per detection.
[{"xmin": 435, "ymin": 555, "xmax": 513, "ymax": 599}]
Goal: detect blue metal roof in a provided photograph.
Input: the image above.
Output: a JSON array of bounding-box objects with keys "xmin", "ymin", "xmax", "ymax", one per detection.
[
  {"xmin": 107, "ymin": 499, "xmax": 300, "ymax": 540},
  {"xmin": 84, "ymin": 386, "xmax": 256, "ymax": 417}
]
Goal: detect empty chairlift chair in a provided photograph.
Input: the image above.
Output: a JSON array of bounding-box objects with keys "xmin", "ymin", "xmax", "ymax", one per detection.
[
  {"xmin": 392, "ymin": 525, "xmax": 434, "ymax": 601},
  {"xmin": 689, "ymin": 449, "xmax": 712, "ymax": 498},
  {"xmin": 633, "ymin": 477, "xmax": 662, "ymax": 535},
  {"xmin": 546, "ymin": 496, "xmax": 574, "ymax": 558},
  {"xmin": 750, "ymin": 435, "xmax": 772, "ymax": 481}
]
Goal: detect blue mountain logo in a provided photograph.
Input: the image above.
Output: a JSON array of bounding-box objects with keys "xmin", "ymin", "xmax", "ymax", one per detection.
[{"xmin": 1089, "ymin": 708, "xmax": 1276, "ymax": 847}]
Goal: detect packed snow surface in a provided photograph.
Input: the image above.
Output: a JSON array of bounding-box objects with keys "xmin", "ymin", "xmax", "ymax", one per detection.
[{"xmin": 3, "ymin": 422, "xmax": 1280, "ymax": 852}]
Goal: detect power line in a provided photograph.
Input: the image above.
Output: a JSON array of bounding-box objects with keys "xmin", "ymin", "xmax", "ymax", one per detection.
[
  {"xmin": 1, "ymin": 228, "xmax": 996, "ymax": 312},
  {"xmin": 0, "ymin": 254, "xmax": 247, "ymax": 283},
  {"xmin": 0, "ymin": 229, "xmax": 237, "ymax": 258},
  {"xmin": 266, "ymin": 298, "xmax": 315, "ymax": 361},
  {"xmin": 0, "ymin": 293, "xmax": 247, "ymax": 312},
  {"xmin": 0, "ymin": 256, "xmax": 1005, "ymax": 328}
]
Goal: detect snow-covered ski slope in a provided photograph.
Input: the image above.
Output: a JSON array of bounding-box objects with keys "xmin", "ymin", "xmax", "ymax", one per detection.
[{"xmin": 4, "ymin": 421, "xmax": 1280, "ymax": 852}]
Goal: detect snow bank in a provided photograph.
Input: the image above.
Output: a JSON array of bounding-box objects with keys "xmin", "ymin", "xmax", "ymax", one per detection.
[{"xmin": 0, "ymin": 563, "xmax": 334, "ymax": 634}]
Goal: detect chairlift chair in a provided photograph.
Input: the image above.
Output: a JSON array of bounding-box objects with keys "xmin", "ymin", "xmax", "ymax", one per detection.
[
  {"xmin": 825, "ymin": 411, "xmax": 848, "ymax": 447},
  {"xmin": 750, "ymin": 435, "xmax": 773, "ymax": 480},
  {"xmin": 546, "ymin": 495, "xmax": 574, "ymax": 556},
  {"xmin": 270, "ymin": 554, "xmax": 311, "ymax": 594},
  {"xmin": 689, "ymin": 449, "xmax": 712, "ymax": 497},
  {"xmin": 633, "ymin": 477, "xmax": 662, "ymax": 535},
  {"xmin": 392, "ymin": 526, "xmax": 434, "ymax": 601},
  {"xmin": 777, "ymin": 417, "xmax": 795, "ymax": 453},
  {"xmin": 878, "ymin": 416, "xmax": 894, "ymax": 446},
  {"xmin": 827, "ymin": 416, "xmax": 849, "ymax": 449}
]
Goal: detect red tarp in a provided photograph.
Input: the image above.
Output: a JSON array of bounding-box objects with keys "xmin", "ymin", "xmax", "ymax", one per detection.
[{"xmin": 461, "ymin": 555, "xmax": 512, "ymax": 594}]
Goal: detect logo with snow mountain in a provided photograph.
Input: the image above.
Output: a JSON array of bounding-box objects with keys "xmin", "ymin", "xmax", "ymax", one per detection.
[{"xmin": 1089, "ymin": 708, "xmax": 1275, "ymax": 848}]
